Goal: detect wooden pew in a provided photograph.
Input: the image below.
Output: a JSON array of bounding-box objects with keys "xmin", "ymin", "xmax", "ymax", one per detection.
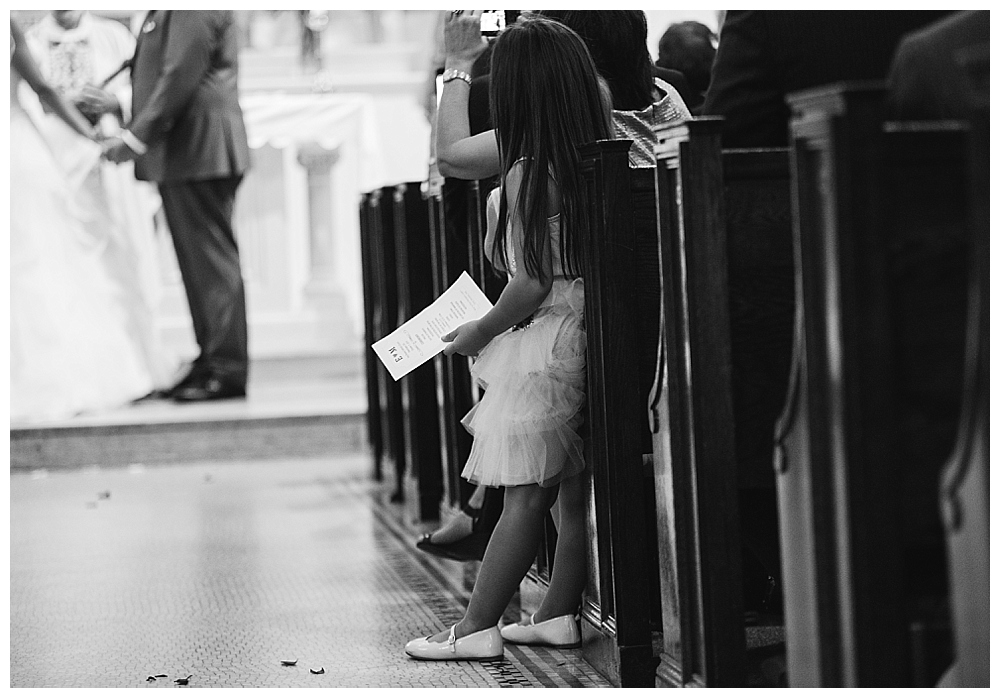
[
  {"xmin": 778, "ymin": 82, "xmax": 970, "ymax": 686},
  {"xmin": 430, "ymin": 174, "xmax": 512, "ymax": 528},
  {"xmin": 427, "ymin": 177, "xmax": 482, "ymax": 514},
  {"xmin": 359, "ymin": 191, "xmax": 384, "ymax": 480},
  {"xmin": 392, "ymin": 182, "xmax": 443, "ymax": 521},
  {"xmin": 366, "ymin": 186, "xmax": 406, "ymax": 501},
  {"xmin": 575, "ymin": 139, "xmax": 662, "ymax": 687},
  {"xmin": 938, "ymin": 51, "xmax": 989, "ymax": 689},
  {"xmin": 651, "ymin": 117, "xmax": 794, "ymax": 686}
]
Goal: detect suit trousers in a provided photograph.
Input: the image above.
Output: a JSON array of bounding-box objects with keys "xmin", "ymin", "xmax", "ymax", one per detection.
[{"xmin": 159, "ymin": 176, "xmax": 249, "ymax": 386}]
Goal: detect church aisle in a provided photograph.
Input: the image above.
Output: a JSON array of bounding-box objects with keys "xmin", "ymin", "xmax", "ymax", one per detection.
[{"xmin": 9, "ymin": 456, "xmax": 611, "ymax": 689}]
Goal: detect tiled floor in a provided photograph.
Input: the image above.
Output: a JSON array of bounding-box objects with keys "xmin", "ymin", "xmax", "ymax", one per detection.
[{"xmin": 9, "ymin": 456, "xmax": 612, "ymax": 689}]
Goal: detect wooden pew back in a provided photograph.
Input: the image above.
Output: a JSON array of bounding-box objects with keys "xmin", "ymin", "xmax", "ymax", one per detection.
[
  {"xmin": 938, "ymin": 51, "xmax": 989, "ymax": 689},
  {"xmin": 576, "ymin": 139, "xmax": 660, "ymax": 687},
  {"xmin": 780, "ymin": 82, "xmax": 970, "ymax": 686},
  {"xmin": 651, "ymin": 117, "xmax": 793, "ymax": 686},
  {"xmin": 365, "ymin": 187, "xmax": 406, "ymax": 498},
  {"xmin": 429, "ymin": 178, "xmax": 486, "ymax": 512},
  {"xmin": 359, "ymin": 192, "xmax": 384, "ymax": 479},
  {"xmin": 392, "ymin": 182, "xmax": 442, "ymax": 521}
]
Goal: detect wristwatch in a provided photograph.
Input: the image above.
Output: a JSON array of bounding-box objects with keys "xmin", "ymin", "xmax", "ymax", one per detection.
[{"xmin": 442, "ymin": 68, "xmax": 473, "ymax": 87}]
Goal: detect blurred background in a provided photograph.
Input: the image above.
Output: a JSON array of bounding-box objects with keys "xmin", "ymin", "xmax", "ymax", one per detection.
[{"xmin": 10, "ymin": 9, "xmax": 720, "ymax": 368}]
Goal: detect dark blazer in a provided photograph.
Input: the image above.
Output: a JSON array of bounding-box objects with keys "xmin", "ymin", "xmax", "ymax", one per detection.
[
  {"xmin": 702, "ymin": 10, "xmax": 953, "ymax": 148},
  {"xmin": 886, "ymin": 10, "xmax": 989, "ymax": 120},
  {"xmin": 130, "ymin": 10, "xmax": 250, "ymax": 184}
]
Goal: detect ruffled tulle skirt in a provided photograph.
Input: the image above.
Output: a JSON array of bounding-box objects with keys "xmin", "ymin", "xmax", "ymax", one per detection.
[{"xmin": 460, "ymin": 278, "xmax": 586, "ymax": 488}]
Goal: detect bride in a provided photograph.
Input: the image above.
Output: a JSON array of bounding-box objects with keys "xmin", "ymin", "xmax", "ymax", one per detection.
[
  {"xmin": 23, "ymin": 11, "xmax": 177, "ymax": 391},
  {"xmin": 10, "ymin": 17, "xmax": 153, "ymax": 424}
]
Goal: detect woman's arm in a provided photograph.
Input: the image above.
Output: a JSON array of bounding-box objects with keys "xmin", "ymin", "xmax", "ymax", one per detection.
[
  {"xmin": 10, "ymin": 19, "xmax": 97, "ymax": 140},
  {"xmin": 443, "ymin": 163, "xmax": 552, "ymax": 356},
  {"xmin": 435, "ymin": 11, "xmax": 501, "ymax": 180}
]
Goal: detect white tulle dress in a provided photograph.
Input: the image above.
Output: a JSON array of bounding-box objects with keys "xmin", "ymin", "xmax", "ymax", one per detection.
[
  {"xmin": 460, "ymin": 189, "xmax": 587, "ymax": 489},
  {"xmin": 10, "ymin": 59, "xmax": 153, "ymax": 423}
]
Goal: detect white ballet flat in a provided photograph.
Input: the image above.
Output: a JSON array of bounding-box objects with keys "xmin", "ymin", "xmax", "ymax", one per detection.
[
  {"xmin": 405, "ymin": 624, "xmax": 504, "ymax": 661},
  {"xmin": 500, "ymin": 613, "xmax": 581, "ymax": 648}
]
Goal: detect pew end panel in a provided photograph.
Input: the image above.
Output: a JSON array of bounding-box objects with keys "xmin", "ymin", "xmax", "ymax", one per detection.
[
  {"xmin": 576, "ymin": 139, "xmax": 660, "ymax": 687},
  {"xmin": 432, "ymin": 179, "xmax": 483, "ymax": 514},
  {"xmin": 360, "ymin": 191, "xmax": 384, "ymax": 479},
  {"xmin": 937, "ymin": 50, "xmax": 989, "ymax": 689},
  {"xmin": 651, "ymin": 117, "xmax": 749, "ymax": 687},
  {"xmin": 426, "ymin": 182, "xmax": 459, "ymax": 513},
  {"xmin": 393, "ymin": 182, "xmax": 443, "ymax": 522},
  {"xmin": 784, "ymin": 81, "xmax": 971, "ymax": 686},
  {"xmin": 368, "ymin": 187, "xmax": 406, "ymax": 501}
]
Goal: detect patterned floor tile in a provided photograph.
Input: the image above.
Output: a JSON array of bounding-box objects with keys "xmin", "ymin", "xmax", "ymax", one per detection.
[{"xmin": 10, "ymin": 456, "xmax": 612, "ymax": 689}]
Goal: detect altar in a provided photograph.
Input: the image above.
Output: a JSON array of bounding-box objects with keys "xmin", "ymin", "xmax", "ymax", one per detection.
[{"xmin": 155, "ymin": 90, "xmax": 431, "ymax": 362}]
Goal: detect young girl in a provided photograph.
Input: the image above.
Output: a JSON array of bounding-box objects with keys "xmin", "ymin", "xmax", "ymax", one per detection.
[{"xmin": 404, "ymin": 15, "xmax": 611, "ymax": 661}]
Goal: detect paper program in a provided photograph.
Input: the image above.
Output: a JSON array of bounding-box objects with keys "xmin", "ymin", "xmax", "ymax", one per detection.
[{"xmin": 371, "ymin": 271, "xmax": 494, "ymax": 381}]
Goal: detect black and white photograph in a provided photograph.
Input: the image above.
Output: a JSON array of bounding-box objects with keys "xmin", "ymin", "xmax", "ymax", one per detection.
[{"xmin": 7, "ymin": 8, "xmax": 989, "ymax": 690}]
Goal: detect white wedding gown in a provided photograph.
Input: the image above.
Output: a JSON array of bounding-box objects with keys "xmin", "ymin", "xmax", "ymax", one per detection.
[
  {"xmin": 24, "ymin": 12, "xmax": 177, "ymax": 390},
  {"xmin": 10, "ymin": 63, "xmax": 153, "ymax": 423}
]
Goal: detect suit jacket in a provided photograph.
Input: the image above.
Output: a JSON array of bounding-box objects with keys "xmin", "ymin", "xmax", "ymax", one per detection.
[
  {"xmin": 129, "ymin": 10, "xmax": 250, "ymax": 184},
  {"xmin": 702, "ymin": 10, "xmax": 953, "ymax": 148},
  {"xmin": 886, "ymin": 10, "xmax": 989, "ymax": 120}
]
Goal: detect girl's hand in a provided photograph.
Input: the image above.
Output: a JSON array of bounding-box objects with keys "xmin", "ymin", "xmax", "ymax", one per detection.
[
  {"xmin": 441, "ymin": 319, "xmax": 492, "ymax": 357},
  {"xmin": 444, "ymin": 10, "xmax": 488, "ymax": 68}
]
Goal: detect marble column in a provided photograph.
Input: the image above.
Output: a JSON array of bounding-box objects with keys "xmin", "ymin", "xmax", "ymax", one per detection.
[{"xmin": 297, "ymin": 142, "xmax": 341, "ymax": 296}]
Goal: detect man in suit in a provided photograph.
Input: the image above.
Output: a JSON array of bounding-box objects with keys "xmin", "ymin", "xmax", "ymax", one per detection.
[
  {"xmin": 702, "ymin": 10, "xmax": 953, "ymax": 147},
  {"xmin": 103, "ymin": 10, "xmax": 251, "ymax": 402}
]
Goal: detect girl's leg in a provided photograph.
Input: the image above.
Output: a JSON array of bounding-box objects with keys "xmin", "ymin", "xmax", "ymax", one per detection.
[
  {"xmin": 533, "ymin": 471, "xmax": 588, "ymax": 622},
  {"xmin": 426, "ymin": 482, "xmax": 558, "ymax": 642}
]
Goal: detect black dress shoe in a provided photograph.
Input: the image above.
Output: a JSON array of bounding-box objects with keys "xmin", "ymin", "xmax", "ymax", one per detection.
[
  {"xmin": 133, "ymin": 382, "xmax": 191, "ymax": 403},
  {"xmin": 172, "ymin": 375, "xmax": 247, "ymax": 403},
  {"xmin": 415, "ymin": 531, "xmax": 486, "ymax": 562},
  {"xmin": 144, "ymin": 364, "xmax": 209, "ymax": 401},
  {"xmin": 131, "ymin": 388, "xmax": 174, "ymax": 403}
]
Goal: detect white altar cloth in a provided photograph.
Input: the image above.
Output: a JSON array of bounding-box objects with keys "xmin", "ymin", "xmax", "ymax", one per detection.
[{"xmin": 240, "ymin": 92, "xmax": 387, "ymax": 194}]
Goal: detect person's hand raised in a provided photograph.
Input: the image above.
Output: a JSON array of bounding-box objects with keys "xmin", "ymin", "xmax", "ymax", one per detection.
[{"xmin": 444, "ymin": 10, "xmax": 488, "ymax": 68}]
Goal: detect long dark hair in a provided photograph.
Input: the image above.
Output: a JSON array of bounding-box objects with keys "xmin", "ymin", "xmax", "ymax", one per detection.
[
  {"xmin": 488, "ymin": 17, "xmax": 611, "ymax": 280},
  {"xmin": 537, "ymin": 10, "xmax": 655, "ymax": 111}
]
